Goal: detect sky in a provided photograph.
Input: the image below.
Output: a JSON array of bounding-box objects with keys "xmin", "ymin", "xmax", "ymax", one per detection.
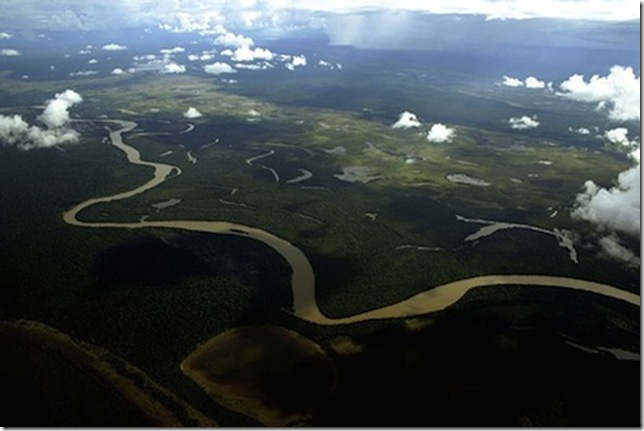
[{"xmin": 0, "ymin": 0, "xmax": 639, "ymax": 34}]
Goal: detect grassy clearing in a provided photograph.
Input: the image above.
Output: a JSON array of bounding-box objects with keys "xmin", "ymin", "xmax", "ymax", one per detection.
[{"xmin": 181, "ymin": 325, "xmax": 336, "ymax": 426}]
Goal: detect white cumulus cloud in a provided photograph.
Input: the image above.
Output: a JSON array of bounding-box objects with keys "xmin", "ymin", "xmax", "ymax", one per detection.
[
  {"xmin": 604, "ymin": 127, "xmax": 638, "ymax": 148},
  {"xmin": 571, "ymin": 125, "xmax": 640, "ymax": 246},
  {"xmin": 235, "ymin": 63, "xmax": 267, "ymax": 70},
  {"xmin": 24, "ymin": 127, "xmax": 80, "ymax": 149},
  {"xmin": 501, "ymin": 75, "xmax": 545, "ymax": 88},
  {"xmin": 604, "ymin": 127, "xmax": 640, "ymax": 162},
  {"xmin": 203, "ymin": 62, "xmax": 236, "ymax": 75},
  {"xmin": 214, "ymin": 31, "xmax": 254, "ymax": 48},
  {"xmin": 0, "ymin": 32, "xmax": 12, "ymax": 39},
  {"xmin": 569, "ymin": 127, "xmax": 591, "ymax": 135},
  {"xmin": 111, "ymin": 68, "xmax": 125, "ymax": 75},
  {"xmin": 524, "ymin": 76, "xmax": 545, "ymax": 88},
  {"xmin": 231, "ymin": 44, "xmax": 274, "ymax": 62},
  {"xmin": 571, "ymin": 163, "xmax": 640, "ymax": 236},
  {"xmin": 160, "ymin": 46, "xmax": 185, "ymax": 54},
  {"xmin": 557, "ymin": 65, "xmax": 640, "ymax": 122},
  {"xmin": 501, "ymin": 76, "xmax": 523, "ymax": 87},
  {"xmin": 427, "ymin": 123, "xmax": 455, "ymax": 143},
  {"xmin": 40, "ymin": 89, "xmax": 83, "ymax": 128},
  {"xmin": 161, "ymin": 62, "xmax": 186, "ymax": 73},
  {"xmin": 508, "ymin": 115, "xmax": 539, "ymax": 129},
  {"xmin": 103, "ymin": 43, "xmax": 128, "ymax": 51},
  {"xmin": 0, "ymin": 49, "xmax": 21, "ymax": 56},
  {"xmin": 291, "ymin": 54, "xmax": 306, "ymax": 66},
  {"xmin": 183, "ymin": 107, "xmax": 203, "ymax": 118},
  {"xmin": 392, "ymin": 111, "xmax": 421, "ymax": 129},
  {"xmin": 0, "ymin": 115, "xmax": 30, "ymax": 144},
  {"xmin": 0, "ymin": 90, "xmax": 83, "ymax": 150},
  {"xmin": 284, "ymin": 54, "xmax": 306, "ymax": 70}
]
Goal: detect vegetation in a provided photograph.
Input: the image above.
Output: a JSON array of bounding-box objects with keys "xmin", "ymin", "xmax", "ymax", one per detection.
[{"xmin": 0, "ymin": 44, "xmax": 638, "ymax": 426}]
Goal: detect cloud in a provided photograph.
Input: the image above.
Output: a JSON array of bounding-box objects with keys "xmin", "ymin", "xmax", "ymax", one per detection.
[
  {"xmin": 130, "ymin": 53, "xmax": 188, "ymax": 75},
  {"xmin": 290, "ymin": 54, "xmax": 306, "ymax": 66},
  {"xmin": 158, "ymin": 10, "xmax": 226, "ymax": 34},
  {"xmin": 605, "ymin": 127, "xmax": 640, "ymax": 163},
  {"xmin": 214, "ymin": 31, "xmax": 254, "ymax": 48},
  {"xmin": 111, "ymin": 68, "xmax": 125, "ymax": 75},
  {"xmin": 188, "ymin": 52, "xmax": 215, "ymax": 61},
  {"xmin": 160, "ymin": 46, "xmax": 185, "ymax": 54},
  {"xmin": 426, "ymin": 123, "xmax": 455, "ymax": 143},
  {"xmin": 604, "ymin": 127, "xmax": 639, "ymax": 149},
  {"xmin": 23, "ymin": 127, "xmax": 80, "ymax": 150},
  {"xmin": 284, "ymin": 0, "xmax": 639, "ymax": 21},
  {"xmin": 102, "ymin": 43, "xmax": 128, "ymax": 51},
  {"xmin": 231, "ymin": 44, "xmax": 274, "ymax": 62},
  {"xmin": 40, "ymin": 89, "xmax": 83, "ymax": 128},
  {"xmin": 0, "ymin": 90, "xmax": 83, "ymax": 150},
  {"xmin": 557, "ymin": 65, "xmax": 640, "ymax": 122},
  {"xmin": 220, "ymin": 49, "xmax": 234, "ymax": 57},
  {"xmin": 317, "ymin": 60, "xmax": 343, "ymax": 70},
  {"xmin": 284, "ymin": 54, "xmax": 306, "ymax": 70},
  {"xmin": 508, "ymin": 115, "xmax": 539, "ymax": 129},
  {"xmin": 571, "ymin": 125, "xmax": 640, "ymax": 243},
  {"xmin": 571, "ymin": 126, "xmax": 640, "ymax": 266},
  {"xmin": 392, "ymin": 111, "xmax": 421, "ymax": 129},
  {"xmin": 0, "ymin": 32, "xmax": 11, "ymax": 39},
  {"xmin": 88, "ymin": 58, "xmax": 98, "ymax": 64},
  {"xmin": 203, "ymin": 62, "xmax": 236, "ymax": 75},
  {"xmin": 524, "ymin": 76, "xmax": 545, "ymax": 88},
  {"xmin": 571, "ymin": 163, "xmax": 640, "ymax": 236},
  {"xmin": 0, "ymin": 115, "xmax": 30, "ymax": 144},
  {"xmin": 501, "ymin": 75, "xmax": 545, "ymax": 88},
  {"xmin": 235, "ymin": 62, "xmax": 270, "ymax": 70},
  {"xmin": 0, "ymin": 0, "xmax": 637, "ymax": 36},
  {"xmin": 598, "ymin": 234, "xmax": 640, "ymax": 268},
  {"xmin": 0, "ymin": 48, "xmax": 21, "ymax": 56},
  {"xmin": 183, "ymin": 107, "xmax": 203, "ymax": 118},
  {"xmin": 161, "ymin": 62, "xmax": 186, "ymax": 73},
  {"xmin": 501, "ymin": 76, "xmax": 523, "ymax": 87},
  {"xmin": 569, "ymin": 127, "xmax": 590, "ymax": 135}
]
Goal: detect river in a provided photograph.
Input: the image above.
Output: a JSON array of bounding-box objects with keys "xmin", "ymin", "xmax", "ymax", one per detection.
[{"xmin": 63, "ymin": 120, "xmax": 640, "ymax": 326}]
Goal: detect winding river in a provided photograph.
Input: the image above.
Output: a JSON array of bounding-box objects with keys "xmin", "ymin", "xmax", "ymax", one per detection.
[{"xmin": 63, "ymin": 120, "xmax": 640, "ymax": 326}]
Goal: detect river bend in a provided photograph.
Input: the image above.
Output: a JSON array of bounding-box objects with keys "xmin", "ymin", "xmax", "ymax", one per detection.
[{"xmin": 63, "ymin": 120, "xmax": 640, "ymax": 326}]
